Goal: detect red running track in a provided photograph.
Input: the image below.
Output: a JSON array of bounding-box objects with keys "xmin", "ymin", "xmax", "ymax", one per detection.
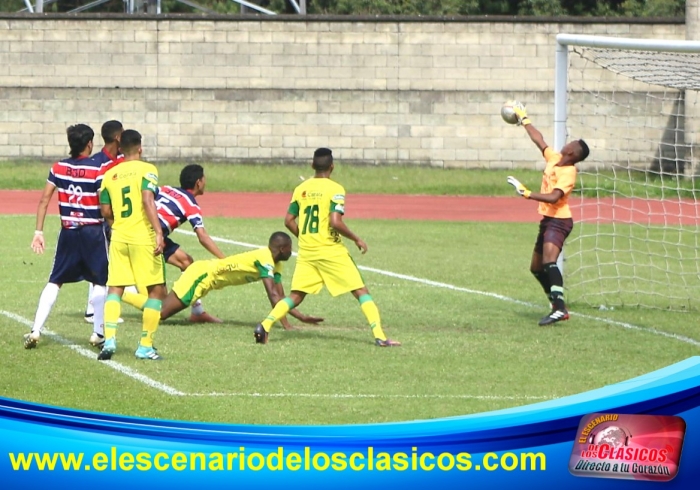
[{"xmin": 2, "ymin": 190, "xmax": 699, "ymax": 225}]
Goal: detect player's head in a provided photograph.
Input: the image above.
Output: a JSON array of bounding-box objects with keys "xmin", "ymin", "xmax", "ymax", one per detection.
[
  {"xmin": 562, "ymin": 139, "xmax": 590, "ymax": 164},
  {"xmin": 312, "ymin": 147, "xmax": 334, "ymax": 173},
  {"xmin": 66, "ymin": 124, "xmax": 94, "ymax": 158},
  {"xmin": 269, "ymin": 231, "xmax": 293, "ymax": 261},
  {"xmin": 180, "ymin": 164, "xmax": 205, "ymax": 194},
  {"xmin": 101, "ymin": 120, "xmax": 123, "ymax": 146},
  {"xmin": 119, "ymin": 129, "xmax": 142, "ymax": 158}
]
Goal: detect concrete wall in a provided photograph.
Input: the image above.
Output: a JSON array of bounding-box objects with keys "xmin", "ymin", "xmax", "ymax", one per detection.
[{"xmin": 0, "ymin": 15, "xmax": 686, "ymax": 168}]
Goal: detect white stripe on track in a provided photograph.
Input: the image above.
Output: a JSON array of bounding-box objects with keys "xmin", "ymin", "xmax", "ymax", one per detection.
[
  {"xmin": 0, "ymin": 310, "xmax": 185, "ymax": 396},
  {"xmin": 175, "ymin": 229, "xmax": 700, "ymax": 348}
]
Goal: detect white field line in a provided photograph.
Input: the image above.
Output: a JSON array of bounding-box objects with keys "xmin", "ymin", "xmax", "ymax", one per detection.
[
  {"xmin": 0, "ymin": 309, "xmax": 552, "ymax": 401},
  {"xmin": 175, "ymin": 229, "xmax": 700, "ymax": 348},
  {"xmin": 189, "ymin": 392, "xmax": 551, "ymax": 400},
  {"xmin": 0, "ymin": 310, "xmax": 184, "ymax": 396}
]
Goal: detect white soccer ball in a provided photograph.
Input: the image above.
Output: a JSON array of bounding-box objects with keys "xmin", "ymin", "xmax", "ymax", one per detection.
[{"xmin": 501, "ymin": 100, "xmax": 523, "ymax": 125}]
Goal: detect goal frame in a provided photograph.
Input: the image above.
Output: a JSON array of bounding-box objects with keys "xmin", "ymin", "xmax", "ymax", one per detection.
[
  {"xmin": 554, "ymin": 33, "xmax": 700, "ymax": 153},
  {"xmin": 554, "ymin": 33, "xmax": 700, "ymax": 308}
]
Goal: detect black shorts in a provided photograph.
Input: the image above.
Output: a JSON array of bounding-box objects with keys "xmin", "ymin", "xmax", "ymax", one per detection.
[
  {"xmin": 49, "ymin": 225, "xmax": 109, "ymax": 285},
  {"xmin": 163, "ymin": 236, "xmax": 180, "ymax": 263},
  {"xmin": 533, "ymin": 216, "xmax": 574, "ymax": 255}
]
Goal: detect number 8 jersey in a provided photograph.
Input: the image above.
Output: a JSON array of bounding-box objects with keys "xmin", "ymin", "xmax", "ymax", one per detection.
[
  {"xmin": 288, "ymin": 177, "xmax": 347, "ymax": 260},
  {"xmin": 99, "ymin": 159, "xmax": 159, "ymax": 245}
]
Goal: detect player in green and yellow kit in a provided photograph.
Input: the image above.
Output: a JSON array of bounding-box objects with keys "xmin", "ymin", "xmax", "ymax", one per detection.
[
  {"xmin": 254, "ymin": 148, "xmax": 401, "ymax": 347},
  {"xmin": 126, "ymin": 232, "xmax": 323, "ymax": 327},
  {"xmin": 98, "ymin": 129, "xmax": 166, "ymax": 361}
]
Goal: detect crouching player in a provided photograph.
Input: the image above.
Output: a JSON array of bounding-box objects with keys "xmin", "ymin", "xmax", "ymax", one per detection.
[{"xmin": 128, "ymin": 232, "xmax": 323, "ymax": 328}]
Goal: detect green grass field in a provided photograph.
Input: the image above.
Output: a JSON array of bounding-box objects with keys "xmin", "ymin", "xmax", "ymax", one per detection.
[{"xmin": 1, "ymin": 215, "xmax": 698, "ymax": 425}]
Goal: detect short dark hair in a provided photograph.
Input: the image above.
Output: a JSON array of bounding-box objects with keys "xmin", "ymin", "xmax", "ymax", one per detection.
[
  {"xmin": 577, "ymin": 139, "xmax": 590, "ymax": 162},
  {"xmin": 269, "ymin": 231, "xmax": 292, "ymax": 246},
  {"xmin": 180, "ymin": 164, "xmax": 204, "ymax": 190},
  {"xmin": 312, "ymin": 147, "xmax": 333, "ymax": 171},
  {"xmin": 120, "ymin": 129, "xmax": 142, "ymax": 155},
  {"xmin": 101, "ymin": 120, "xmax": 123, "ymax": 145},
  {"xmin": 66, "ymin": 124, "xmax": 94, "ymax": 158}
]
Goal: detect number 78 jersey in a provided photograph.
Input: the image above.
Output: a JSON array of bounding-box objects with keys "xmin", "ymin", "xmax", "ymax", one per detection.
[
  {"xmin": 288, "ymin": 178, "xmax": 348, "ymax": 260},
  {"xmin": 99, "ymin": 159, "xmax": 159, "ymax": 246}
]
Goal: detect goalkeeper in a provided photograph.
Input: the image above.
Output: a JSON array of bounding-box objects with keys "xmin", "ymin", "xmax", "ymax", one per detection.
[{"xmin": 506, "ymin": 104, "xmax": 590, "ymax": 326}]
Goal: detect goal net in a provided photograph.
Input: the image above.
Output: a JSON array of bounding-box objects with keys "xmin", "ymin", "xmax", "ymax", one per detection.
[{"xmin": 558, "ymin": 34, "xmax": 700, "ymax": 311}]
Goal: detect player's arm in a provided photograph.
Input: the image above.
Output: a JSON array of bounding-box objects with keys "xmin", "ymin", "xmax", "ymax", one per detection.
[
  {"xmin": 513, "ymin": 105, "xmax": 548, "ymax": 153},
  {"xmin": 261, "ymin": 277, "xmax": 323, "ymax": 325},
  {"xmin": 194, "ymin": 227, "xmax": 226, "ymax": 259},
  {"xmin": 99, "ymin": 186, "xmax": 115, "ymax": 227},
  {"xmin": 329, "ymin": 211, "xmax": 368, "ymax": 254},
  {"xmin": 284, "ymin": 212, "xmax": 299, "ymax": 237},
  {"xmin": 142, "ymin": 188, "xmax": 164, "ymax": 255},
  {"xmin": 31, "ymin": 182, "xmax": 56, "ymax": 254}
]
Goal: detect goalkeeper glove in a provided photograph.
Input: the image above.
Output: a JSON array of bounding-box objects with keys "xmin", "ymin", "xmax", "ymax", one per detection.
[
  {"xmin": 507, "ymin": 176, "xmax": 531, "ymax": 199},
  {"xmin": 513, "ymin": 103, "xmax": 531, "ymax": 126}
]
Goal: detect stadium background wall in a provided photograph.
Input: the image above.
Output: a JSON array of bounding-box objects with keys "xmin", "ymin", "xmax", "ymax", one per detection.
[{"xmin": 0, "ymin": 15, "xmax": 685, "ymax": 169}]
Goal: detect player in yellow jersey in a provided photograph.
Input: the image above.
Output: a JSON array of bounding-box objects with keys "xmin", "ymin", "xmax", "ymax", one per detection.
[
  {"xmin": 98, "ymin": 129, "xmax": 166, "ymax": 361},
  {"xmin": 254, "ymin": 148, "xmax": 401, "ymax": 347},
  {"xmin": 126, "ymin": 232, "xmax": 323, "ymax": 326},
  {"xmin": 505, "ymin": 104, "xmax": 590, "ymax": 326}
]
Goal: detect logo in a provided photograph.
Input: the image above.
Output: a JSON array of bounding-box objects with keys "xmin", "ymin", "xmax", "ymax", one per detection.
[
  {"xmin": 302, "ymin": 191, "xmax": 307, "ymax": 197},
  {"xmin": 569, "ymin": 413, "xmax": 685, "ymax": 482},
  {"xmin": 112, "ymin": 173, "xmax": 118, "ymax": 180}
]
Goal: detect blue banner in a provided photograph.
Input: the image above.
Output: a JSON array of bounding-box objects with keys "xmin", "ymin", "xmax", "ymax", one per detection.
[{"xmin": 2, "ymin": 357, "xmax": 700, "ymax": 488}]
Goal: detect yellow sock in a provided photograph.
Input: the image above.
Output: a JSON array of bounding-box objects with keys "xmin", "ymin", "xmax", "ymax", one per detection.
[
  {"xmin": 140, "ymin": 298, "xmax": 162, "ymax": 348},
  {"xmin": 104, "ymin": 293, "xmax": 121, "ymax": 340},
  {"xmin": 359, "ymin": 294, "xmax": 386, "ymax": 341},
  {"xmin": 261, "ymin": 297, "xmax": 294, "ymax": 331},
  {"xmin": 123, "ymin": 291, "xmax": 148, "ymax": 310},
  {"xmin": 122, "ymin": 284, "xmax": 148, "ymax": 310}
]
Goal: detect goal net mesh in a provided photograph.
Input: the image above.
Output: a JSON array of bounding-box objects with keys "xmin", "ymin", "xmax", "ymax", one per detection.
[{"xmin": 565, "ymin": 42, "xmax": 700, "ymax": 311}]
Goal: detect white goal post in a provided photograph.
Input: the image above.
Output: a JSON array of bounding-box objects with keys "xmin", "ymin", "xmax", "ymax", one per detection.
[{"xmin": 554, "ymin": 33, "xmax": 700, "ymax": 311}]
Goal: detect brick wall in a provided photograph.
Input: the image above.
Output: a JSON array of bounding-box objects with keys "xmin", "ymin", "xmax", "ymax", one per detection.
[{"xmin": 0, "ymin": 15, "xmax": 686, "ymax": 168}]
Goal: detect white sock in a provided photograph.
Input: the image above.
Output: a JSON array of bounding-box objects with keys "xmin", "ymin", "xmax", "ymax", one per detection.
[
  {"xmin": 191, "ymin": 300, "xmax": 204, "ymax": 316},
  {"xmin": 90, "ymin": 284, "xmax": 106, "ymax": 336},
  {"xmin": 85, "ymin": 283, "xmax": 95, "ymax": 316},
  {"xmin": 32, "ymin": 283, "xmax": 60, "ymax": 333},
  {"xmin": 125, "ymin": 285, "xmax": 139, "ymax": 294}
]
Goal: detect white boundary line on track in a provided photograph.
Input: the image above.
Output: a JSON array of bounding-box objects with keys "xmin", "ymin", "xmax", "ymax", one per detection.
[
  {"xmin": 0, "ymin": 310, "xmax": 184, "ymax": 396},
  {"xmin": 175, "ymin": 229, "xmax": 700, "ymax": 348}
]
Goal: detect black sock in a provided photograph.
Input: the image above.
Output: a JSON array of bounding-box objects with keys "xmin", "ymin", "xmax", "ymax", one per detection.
[
  {"xmin": 543, "ymin": 262, "xmax": 566, "ymax": 310},
  {"xmin": 531, "ymin": 270, "xmax": 551, "ymax": 296}
]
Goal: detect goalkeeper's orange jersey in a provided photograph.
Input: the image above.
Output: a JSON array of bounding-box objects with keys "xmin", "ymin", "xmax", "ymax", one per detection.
[
  {"xmin": 538, "ymin": 147, "xmax": 577, "ymax": 219},
  {"xmin": 288, "ymin": 177, "xmax": 347, "ymax": 260},
  {"xmin": 100, "ymin": 159, "xmax": 159, "ymax": 245}
]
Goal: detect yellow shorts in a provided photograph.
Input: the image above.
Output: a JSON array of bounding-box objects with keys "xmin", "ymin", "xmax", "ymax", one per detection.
[
  {"xmin": 291, "ymin": 253, "xmax": 365, "ymax": 297},
  {"xmin": 171, "ymin": 261, "xmax": 212, "ymax": 306},
  {"xmin": 107, "ymin": 241, "xmax": 165, "ymax": 288}
]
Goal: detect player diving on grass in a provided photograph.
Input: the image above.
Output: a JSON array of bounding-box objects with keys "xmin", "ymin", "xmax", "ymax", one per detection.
[
  {"xmin": 126, "ymin": 232, "xmax": 323, "ymax": 327},
  {"xmin": 505, "ymin": 103, "xmax": 590, "ymax": 326},
  {"xmin": 118, "ymin": 164, "xmax": 227, "ymax": 323},
  {"xmin": 253, "ymin": 148, "xmax": 401, "ymax": 347}
]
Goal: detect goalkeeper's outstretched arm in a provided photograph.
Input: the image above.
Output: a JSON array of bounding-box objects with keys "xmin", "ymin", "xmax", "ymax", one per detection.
[{"xmin": 513, "ymin": 105, "xmax": 548, "ymax": 153}]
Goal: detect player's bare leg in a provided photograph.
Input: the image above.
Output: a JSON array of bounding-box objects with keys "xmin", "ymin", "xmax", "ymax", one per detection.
[
  {"xmin": 351, "ymin": 287, "xmax": 401, "ymax": 347},
  {"xmin": 168, "ymin": 248, "xmax": 221, "ymax": 323},
  {"xmin": 538, "ymin": 242, "xmax": 569, "ymax": 326},
  {"xmin": 160, "ymin": 292, "xmax": 188, "ymax": 321}
]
